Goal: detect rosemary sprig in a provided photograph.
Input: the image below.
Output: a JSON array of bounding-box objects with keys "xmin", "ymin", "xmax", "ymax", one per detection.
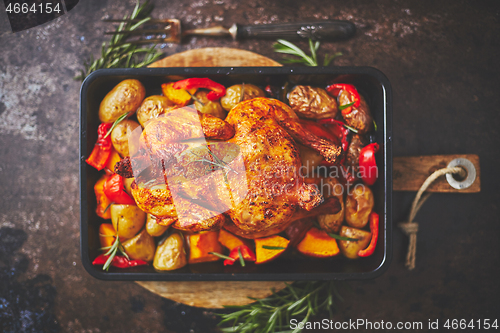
[
  {"xmin": 104, "ymin": 112, "xmax": 129, "ymax": 138},
  {"xmin": 343, "ymin": 123, "xmax": 359, "ymax": 133},
  {"xmin": 209, "ymin": 252, "xmax": 235, "ymax": 261},
  {"xmin": 102, "ymin": 220, "xmax": 128, "ymax": 271},
  {"xmin": 218, "ymin": 281, "xmax": 345, "ymax": 333},
  {"xmin": 273, "ymin": 39, "xmax": 342, "ymax": 67},
  {"xmin": 338, "ymin": 101, "xmax": 355, "ymax": 111},
  {"xmin": 327, "ymin": 232, "xmax": 359, "ymax": 242},
  {"xmin": 261, "ymin": 245, "xmax": 286, "ymax": 250},
  {"xmin": 75, "ymin": 0, "xmax": 163, "ymax": 81}
]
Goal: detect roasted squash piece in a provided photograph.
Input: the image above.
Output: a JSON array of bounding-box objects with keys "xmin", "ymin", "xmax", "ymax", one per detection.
[
  {"xmin": 94, "ymin": 174, "xmax": 112, "ymax": 219},
  {"xmin": 104, "ymin": 148, "xmax": 122, "ymax": 175},
  {"xmin": 296, "ymin": 227, "xmax": 340, "ymax": 258},
  {"xmin": 99, "ymin": 223, "xmax": 117, "ymax": 249},
  {"xmin": 218, "ymin": 229, "xmax": 252, "ymax": 250},
  {"xmin": 161, "ymin": 82, "xmax": 196, "ymax": 106},
  {"xmin": 188, "ymin": 231, "xmax": 223, "ymax": 264},
  {"xmin": 255, "ymin": 235, "xmax": 289, "ymax": 264}
]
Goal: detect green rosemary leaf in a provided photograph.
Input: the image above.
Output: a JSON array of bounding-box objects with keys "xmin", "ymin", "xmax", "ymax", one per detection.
[
  {"xmin": 373, "ymin": 119, "xmax": 378, "ymax": 131},
  {"xmin": 323, "ymin": 52, "xmax": 342, "ymax": 66},
  {"xmin": 339, "ymin": 101, "xmax": 355, "ymax": 111},
  {"xmin": 209, "ymin": 252, "xmax": 235, "ymax": 261},
  {"xmin": 238, "ymin": 248, "xmax": 245, "ymax": 267},
  {"xmin": 327, "ymin": 232, "xmax": 359, "ymax": 241},
  {"xmin": 104, "ymin": 112, "xmax": 129, "ymax": 138},
  {"xmin": 343, "ymin": 123, "xmax": 359, "ymax": 133},
  {"xmin": 261, "ymin": 245, "xmax": 286, "ymax": 250}
]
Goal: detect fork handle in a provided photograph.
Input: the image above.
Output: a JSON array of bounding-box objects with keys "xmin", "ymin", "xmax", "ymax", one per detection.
[{"xmin": 234, "ymin": 21, "xmax": 355, "ymax": 41}]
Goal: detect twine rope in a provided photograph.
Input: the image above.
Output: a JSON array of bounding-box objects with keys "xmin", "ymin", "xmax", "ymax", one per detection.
[{"xmin": 398, "ymin": 166, "xmax": 464, "ymax": 270}]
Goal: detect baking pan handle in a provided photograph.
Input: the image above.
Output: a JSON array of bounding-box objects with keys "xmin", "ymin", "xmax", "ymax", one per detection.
[{"xmin": 235, "ymin": 21, "xmax": 356, "ymax": 41}]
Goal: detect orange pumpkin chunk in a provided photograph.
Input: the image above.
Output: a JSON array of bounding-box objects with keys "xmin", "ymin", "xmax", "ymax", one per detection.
[
  {"xmin": 218, "ymin": 229, "xmax": 252, "ymax": 250},
  {"xmin": 296, "ymin": 227, "xmax": 340, "ymax": 258},
  {"xmin": 188, "ymin": 231, "xmax": 223, "ymax": 264},
  {"xmin": 255, "ymin": 235, "xmax": 289, "ymax": 264}
]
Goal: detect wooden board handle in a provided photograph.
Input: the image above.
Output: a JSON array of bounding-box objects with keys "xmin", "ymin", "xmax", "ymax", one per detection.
[{"xmin": 393, "ymin": 154, "xmax": 480, "ymax": 193}]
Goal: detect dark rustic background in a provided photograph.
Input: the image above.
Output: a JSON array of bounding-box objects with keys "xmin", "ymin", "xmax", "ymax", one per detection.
[{"xmin": 0, "ymin": 0, "xmax": 499, "ymax": 332}]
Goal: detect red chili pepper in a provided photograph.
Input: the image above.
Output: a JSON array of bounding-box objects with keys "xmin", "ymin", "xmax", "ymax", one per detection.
[
  {"xmin": 103, "ymin": 174, "xmax": 136, "ymax": 205},
  {"xmin": 326, "ymin": 83, "xmax": 361, "ymax": 115},
  {"xmin": 92, "ymin": 254, "xmax": 148, "ymax": 268},
  {"xmin": 358, "ymin": 212, "xmax": 379, "ymax": 257},
  {"xmin": 86, "ymin": 123, "xmax": 113, "ymax": 171},
  {"xmin": 173, "ymin": 78, "xmax": 226, "ymax": 101},
  {"xmin": 223, "ymin": 245, "xmax": 256, "ymax": 266},
  {"xmin": 359, "ymin": 143, "xmax": 379, "ymax": 185}
]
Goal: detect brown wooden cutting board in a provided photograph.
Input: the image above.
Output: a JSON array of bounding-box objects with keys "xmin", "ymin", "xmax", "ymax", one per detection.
[{"xmin": 139, "ymin": 47, "xmax": 289, "ymax": 309}]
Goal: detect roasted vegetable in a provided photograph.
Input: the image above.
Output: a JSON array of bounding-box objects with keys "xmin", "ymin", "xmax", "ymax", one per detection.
[
  {"xmin": 103, "ymin": 174, "xmax": 136, "ymax": 205},
  {"xmin": 153, "ymin": 232, "xmax": 187, "ymax": 271},
  {"xmin": 345, "ymin": 185, "xmax": 374, "ymax": 229},
  {"xmin": 99, "ymin": 223, "xmax": 117, "ymax": 249},
  {"xmin": 110, "ymin": 204, "xmax": 146, "ymax": 240},
  {"xmin": 339, "ymin": 93, "xmax": 372, "ymax": 134},
  {"xmin": 104, "ymin": 148, "xmax": 122, "ymax": 175},
  {"xmin": 86, "ymin": 123, "xmax": 113, "ymax": 171},
  {"xmin": 94, "ymin": 174, "xmax": 112, "ymax": 220},
  {"xmin": 218, "ymin": 229, "xmax": 252, "ymax": 251},
  {"xmin": 296, "ymin": 227, "xmax": 340, "ymax": 258},
  {"xmin": 359, "ymin": 143, "xmax": 379, "ymax": 186},
  {"xmin": 122, "ymin": 229, "xmax": 156, "ymax": 262},
  {"xmin": 345, "ymin": 134, "xmax": 368, "ymax": 176},
  {"xmin": 99, "ymin": 79, "xmax": 145, "ymax": 123},
  {"xmin": 221, "ymin": 84, "xmax": 265, "ymax": 111},
  {"xmin": 255, "ymin": 235, "xmax": 289, "ymax": 264},
  {"xmin": 317, "ymin": 177, "xmax": 345, "ymax": 233},
  {"xmin": 145, "ymin": 214, "xmax": 169, "ymax": 237},
  {"xmin": 357, "ymin": 212, "xmax": 379, "ymax": 257},
  {"xmin": 161, "ymin": 82, "xmax": 196, "ymax": 106},
  {"xmin": 194, "ymin": 90, "xmax": 226, "ymax": 119},
  {"xmin": 338, "ymin": 226, "xmax": 371, "ymax": 259},
  {"xmin": 136, "ymin": 95, "xmax": 175, "ymax": 128},
  {"xmin": 284, "ymin": 218, "xmax": 314, "ymax": 247},
  {"xmin": 223, "ymin": 245, "xmax": 256, "ymax": 266},
  {"xmin": 110, "ymin": 119, "xmax": 141, "ymax": 157},
  {"xmin": 288, "ymin": 85, "xmax": 338, "ymax": 119},
  {"xmin": 174, "ymin": 78, "xmax": 226, "ymax": 101},
  {"xmin": 188, "ymin": 231, "xmax": 223, "ymax": 264}
]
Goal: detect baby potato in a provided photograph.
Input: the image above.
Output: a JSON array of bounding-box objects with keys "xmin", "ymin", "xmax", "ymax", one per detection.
[
  {"xmin": 194, "ymin": 90, "xmax": 226, "ymax": 119},
  {"xmin": 136, "ymin": 95, "xmax": 175, "ymax": 128},
  {"xmin": 317, "ymin": 178, "xmax": 345, "ymax": 233},
  {"xmin": 110, "ymin": 119, "xmax": 141, "ymax": 157},
  {"xmin": 146, "ymin": 214, "xmax": 169, "ymax": 237},
  {"xmin": 99, "ymin": 79, "xmax": 145, "ymax": 123},
  {"xmin": 339, "ymin": 92, "xmax": 373, "ymax": 134},
  {"xmin": 288, "ymin": 85, "xmax": 338, "ymax": 119},
  {"xmin": 123, "ymin": 177, "xmax": 135, "ymax": 197},
  {"xmin": 221, "ymin": 84, "xmax": 265, "ymax": 111},
  {"xmin": 110, "ymin": 204, "xmax": 146, "ymax": 240},
  {"xmin": 122, "ymin": 229, "xmax": 156, "ymax": 262},
  {"xmin": 153, "ymin": 232, "xmax": 187, "ymax": 271},
  {"xmin": 338, "ymin": 226, "xmax": 371, "ymax": 259},
  {"xmin": 345, "ymin": 185, "xmax": 374, "ymax": 229}
]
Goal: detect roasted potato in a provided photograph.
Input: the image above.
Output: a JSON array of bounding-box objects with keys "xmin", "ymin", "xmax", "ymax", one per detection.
[
  {"xmin": 194, "ymin": 90, "xmax": 226, "ymax": 119},
  {"xmin": 345, "ymin": 185, "xmax": 374, "ymax": 228},
  {"xmin": 317, "ymin": 177, "xmax": 345, "ymax": 233},
  {"xmin": 136, "ymin": 95, "xmax": 175, "ymax": 128},
  {"xmin": 338, "ymin": 226, "xmax": 371, "ymax": 259},
  {"xmin": 221, "ymin": 84, "xmax": 265, "ymax": 111},
  {"xmin": 110, "ymin": 119, "xmax": 141, "ymax": 157},
  {"xmin": 146, "ymin": 214, "xmax": 169, "ymax": 237},
  {"xmin": 161, "ymin": 82, "xmax": 196, "ymax": 106},
  {"xmin": 122, "ymin": 229, "xmax": 156, "ymax": 262},
  {"xmin": 123, "ymin": 177, "xmax": 135, "ymax": 198},
  {"xmin": 339, "ymin": 92, "xmax": 373, "ymax": 134},
  {"xmin": 110, "ymin": 204, "xmax": 146, "ymax": 239},
  {"xmin": 345, "ymin": 134, "xmax": 368, "ymax": 176},
  {"xmin": 99, "ymin": 79, "xmax": 145, "ymax": 123},
  {"xmin": 288, "ymin": 85, "xmax": 338, "ymax": 119},
  {"xmin": 153, "ymin": 232, "xmax": 187, "ymax": 271}
]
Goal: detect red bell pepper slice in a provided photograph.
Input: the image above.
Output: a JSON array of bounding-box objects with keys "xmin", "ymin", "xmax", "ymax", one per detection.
[
  {"xmin": 223, "ymin": 245, "xmax": 256, "ymax": 266},
  {"xmin": 358, "ymin": 212, "xmax": 379, "ymax": 257},
  {"xmin": 173, "ymin": 78, "xmax": 226, "ymax": 101},
  {"xmin": 326, "ymin": 83, "xmax": 361, "ymax": 115},
  {"xmin": 86, "ymin": 123, "xmax": 113, "ymax": 171},
  {"xmin": 359, "ymin": 143, "xmax": 379, "ymax": 185},
  {"xmin": 92, "ymin": 254, "xmax": 148, "ymax": 268},
  {"xmin": 103, "ymin": 174, "xmax": 136, "ymax": 205}
]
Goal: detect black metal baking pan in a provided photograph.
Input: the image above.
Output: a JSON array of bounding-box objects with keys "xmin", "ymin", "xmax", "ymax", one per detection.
[{"xmin": 80, "ymin": 66, "xmax": 392, "ymax": 281}]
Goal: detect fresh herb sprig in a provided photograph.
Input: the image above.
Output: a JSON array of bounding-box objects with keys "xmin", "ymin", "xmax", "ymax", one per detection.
[
  {"xmin": 273, "ymin": 39, "xmax": 342, "ymax": 66},
  {"xmin": 218, "ymin": 281, "xmax": 346, "ymax": 333},
  {"xmin": 75, "ymin": 0, "xmax": 163, "ymax": 81}
]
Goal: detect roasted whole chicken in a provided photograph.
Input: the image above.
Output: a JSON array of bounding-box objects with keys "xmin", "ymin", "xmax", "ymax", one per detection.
[{"xmin": 115, "ymin": 98, "xmax": 342, "ymax": 237}]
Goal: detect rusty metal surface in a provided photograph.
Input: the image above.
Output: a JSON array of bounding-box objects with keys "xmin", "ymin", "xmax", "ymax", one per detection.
[{"xmin": 0, "ymin": 0, "xmax": 499, "ymax": 332}]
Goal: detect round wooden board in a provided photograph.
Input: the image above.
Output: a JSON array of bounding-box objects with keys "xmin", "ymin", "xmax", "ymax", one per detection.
[{"xmin": 137, "ymin": 47, "xmax": 290, "ymax": 309}]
